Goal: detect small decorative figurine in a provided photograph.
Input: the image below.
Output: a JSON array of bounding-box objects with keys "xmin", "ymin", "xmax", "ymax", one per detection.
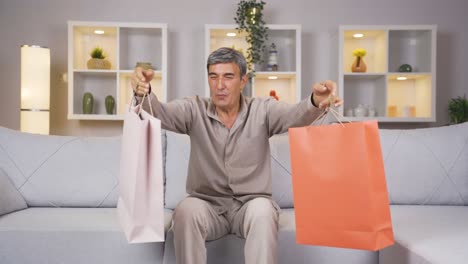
[
  {"xmin": 267, "ymin": 43, "xmax": 278, "ymax": 71},
  {"xmin": 398, "ymin": 64, "xmax": 412, "ymax": 72},
  {"xmin": 269, "ymin": 90, "xmax": 279, "ymax": 100}
]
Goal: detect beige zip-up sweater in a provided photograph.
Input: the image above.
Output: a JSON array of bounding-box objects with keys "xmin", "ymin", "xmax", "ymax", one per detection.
[{"xmin": 141, "ymin": 93, "xmax": 323, "ymax": 213}]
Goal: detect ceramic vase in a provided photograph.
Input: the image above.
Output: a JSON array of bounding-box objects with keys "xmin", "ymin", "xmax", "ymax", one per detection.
[
  {"xmin": 105, "ymin": 95, "xmax": 115, "ymax": 115},
  {"xmin": 351, "ymin": 56, "xmax": 367, "ymax": 72},
  {"xmin": 82, "ymin": 92, "xmax": 94, "ymax": 114}
]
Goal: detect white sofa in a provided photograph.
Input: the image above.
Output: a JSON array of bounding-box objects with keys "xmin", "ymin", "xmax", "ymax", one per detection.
[{"xmin": 0, "ymin": 122, "xmax": 467, "ymax": 264}]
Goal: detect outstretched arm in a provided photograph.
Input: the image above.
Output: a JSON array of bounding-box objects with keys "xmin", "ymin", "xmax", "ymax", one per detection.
[
  {"xmin": 131, "ymin": 67, "xmax": 194, "ymax": 134},
  {"xmin": 266, "ymin": 80, "xmax": 343, "ymax": 136}
]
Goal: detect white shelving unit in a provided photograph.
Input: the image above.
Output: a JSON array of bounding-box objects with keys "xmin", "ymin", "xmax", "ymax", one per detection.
[
  {"xmin": 339, "ymin": 25, "xmax": 437, "ymax": 122},
  {"xmin": 205, "ymin": 24, "xmax": 301, "ymax": 104},
  {"xmin": 68, "ymin": 21, "xmax": 167, "ymax": 120}
]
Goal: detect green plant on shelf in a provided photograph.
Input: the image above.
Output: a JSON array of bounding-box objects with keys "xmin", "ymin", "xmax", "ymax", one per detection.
[
  {"xmin": 448, "ymin": 95, "xmax": 468, "ymax": 124},
  {"xmin": 87, "ymin": 47, "xmax": 111, "ymax": 70},
  {"xmin": 90, "ymin": 47, "xmax": 106, "ymax": 59}
]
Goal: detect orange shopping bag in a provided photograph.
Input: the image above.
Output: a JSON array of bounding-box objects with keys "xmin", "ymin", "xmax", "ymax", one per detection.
[{"xmin": 289, "ymin": 120, "xmax": 394, "ymax": 251}]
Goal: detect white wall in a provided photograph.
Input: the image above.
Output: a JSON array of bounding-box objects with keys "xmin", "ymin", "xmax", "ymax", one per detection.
[{"xmin": 0, "ymin": 0, "xmax": 467, "ymax": 136}]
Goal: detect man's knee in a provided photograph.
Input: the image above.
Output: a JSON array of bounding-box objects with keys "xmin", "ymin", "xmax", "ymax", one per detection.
[
  {"xmin": 245, "ymin": 198, "xmax": 279, "ymax": 222},
  {"xmin": 242, "ymin": 198, "xmax": 279, "ymax": 238},
  {"xmin": 173, "ymin": 197, "xmax": 208, "ymax": 228}
]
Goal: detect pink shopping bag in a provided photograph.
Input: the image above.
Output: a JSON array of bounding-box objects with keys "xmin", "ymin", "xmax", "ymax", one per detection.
[{"xmin": 117, "ymin": 94, "xmax": 165, "ymax": 243}]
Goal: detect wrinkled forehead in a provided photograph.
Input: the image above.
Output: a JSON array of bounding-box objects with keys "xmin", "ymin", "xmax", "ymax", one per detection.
[{"xmin": 208, "ymin": 62, "xmax": 240, "ymax": 75}]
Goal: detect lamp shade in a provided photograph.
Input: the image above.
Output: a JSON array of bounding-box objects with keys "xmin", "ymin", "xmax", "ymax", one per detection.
[{"xmin": 20, "ymin": 45, "xmax": 50, "ymax": 135}]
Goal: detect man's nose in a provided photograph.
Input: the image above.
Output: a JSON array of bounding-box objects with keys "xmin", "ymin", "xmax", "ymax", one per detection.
[{"xmin": 216, "ymin": 78, "xmax": 225, "ymax": 90}]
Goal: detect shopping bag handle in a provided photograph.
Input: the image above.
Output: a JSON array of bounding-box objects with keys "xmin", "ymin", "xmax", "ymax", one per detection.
[
  {"xmin": 312, "ymin": 95, "xmax": 345, "ymax": 127},
  {"xmin": 129, "ymin": 92, "xmax": 154, "ymax": 117}
]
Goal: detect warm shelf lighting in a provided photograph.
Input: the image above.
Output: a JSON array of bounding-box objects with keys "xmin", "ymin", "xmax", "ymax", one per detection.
[
  {"xmin": 268, "ymin": 76, "xmax": 278, "ymax": 80},
  {"xmin": 20, "ymin": 45, "xmax": 50, "ymax": 135},
  {"xmin": 226, "ymin": 32, "xmax": 236, "ymax": 37},
  {"xmin": 94, "ymin": 30, "xmax": 105, "ymax": 35},
  {"xmin": 353, "ymin": 33, "xmax": 364, "ymax": 38},
  {"xmin": 396, "ymin": 76, "xmax": 408, "ymax": 81}
]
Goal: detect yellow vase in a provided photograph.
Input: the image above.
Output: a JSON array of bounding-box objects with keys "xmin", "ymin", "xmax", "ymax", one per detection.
[{"xmin": 351, "ymin": 56, "xmax": 367, "ymax": 72}]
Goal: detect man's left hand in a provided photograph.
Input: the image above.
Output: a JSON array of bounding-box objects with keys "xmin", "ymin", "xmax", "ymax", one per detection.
[{"xmin": 312, "ymin": 80, "xmax": 343, "ymax": 109}]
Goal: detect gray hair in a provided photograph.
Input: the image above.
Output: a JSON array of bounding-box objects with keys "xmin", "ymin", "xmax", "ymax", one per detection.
[{"xmin": 206, "ymin": 47, "xmax": 247, "ymax": 78}]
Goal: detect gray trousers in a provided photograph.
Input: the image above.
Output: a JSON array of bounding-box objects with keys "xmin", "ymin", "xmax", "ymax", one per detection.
[{"xmin": 172, "ymin": 196, "xmax": 279, "ymax": 264}]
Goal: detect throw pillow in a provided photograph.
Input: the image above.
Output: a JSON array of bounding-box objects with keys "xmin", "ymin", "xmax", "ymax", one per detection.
[{"xmin": 0, "ymin": 168, "xmax": 27, "ymax": 216}]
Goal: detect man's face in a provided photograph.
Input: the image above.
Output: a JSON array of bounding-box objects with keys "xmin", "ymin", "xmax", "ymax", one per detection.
[{"xmin": 208, "ymin": 62, "xmax": 247, "ymax": 111}]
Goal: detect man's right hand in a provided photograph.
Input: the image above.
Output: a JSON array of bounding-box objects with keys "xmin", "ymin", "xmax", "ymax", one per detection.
[{"xmin": 131, "ymin": 67, "xmax": 154, "ymax": 96}]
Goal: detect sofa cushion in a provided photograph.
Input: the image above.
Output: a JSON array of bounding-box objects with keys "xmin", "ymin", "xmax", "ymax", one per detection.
[
  {"xmin": 0, "ymin": 126, "xmax": 121, "ymax": 207},
  {"xmin": 0, "ymin": 168, "xmax": 27, "ymax": 216},
  {"xmin": 0, "ymin": 208, "xmax": 173, "ymax": 264},
  {"xmin": 164, "ymin": 131, "xmax": 296, "ymax": 209},
  {"xmin": 163, "ymin": 208, "xmax": 378, "ymax": 264},
  {"xmin": 164, "ymin": 131, "xmax": 190, "ymax": 209},
  {"xmin": 269, "ymin": 133, "xmax": 296, "ymax": 208},
  {"xmin": 380, "ymin": 122, "xmax": 468, "ymax": 205},
  {"xmin": 380, "ymin": 205, "xmax": 468, "ymax": 264},
  {"xmin": 0, "ymin": 126, "xmax": 168, "ymax": 208}
]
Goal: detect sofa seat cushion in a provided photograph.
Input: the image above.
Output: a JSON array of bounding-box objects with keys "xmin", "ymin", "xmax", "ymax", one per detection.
[
  {"xmin": 163, "ymin": 208, "xmax": 378, "ymax": 264},
  {"xmin": 380, "ymin": 205, "xmax": 468, "ymax": 264},
  {"xmin": 0, "ymin": 208, "xmax": 173, "ymax": 264}
]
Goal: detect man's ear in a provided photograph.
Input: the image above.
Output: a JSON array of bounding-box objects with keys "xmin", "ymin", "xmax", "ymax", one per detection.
[{"xmin": 241, "ymin": 74, "xmax": 248, "ymax": 88}]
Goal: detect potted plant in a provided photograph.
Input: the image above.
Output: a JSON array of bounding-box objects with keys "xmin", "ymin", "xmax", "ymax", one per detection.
[
  {"xmin": 87, "ymin": 46, "xmax": 111, "ymax": 70},
  {"xmin": 234, "ymin": 0, "xmax": 268, "ymax": 74},
  {"xmin": 448, "ymin": 95, "xmax": 468, "ymax": 124},
  {"xmin": 351, "ymin": 48, "xmax": 367, "ymax": 72}
]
